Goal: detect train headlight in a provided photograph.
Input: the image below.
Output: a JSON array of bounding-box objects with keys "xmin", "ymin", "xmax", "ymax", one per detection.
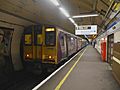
[
  {"xmin": 26, "ymin": 54, "xmax": 30, "ymax": 57},
  {"xmin": 25, "ymin": 53, "xmax": 32, "ymax": 59},
  {"xmin": 48, "ymin": 56, "xmax": 52, "ymax": 59}
]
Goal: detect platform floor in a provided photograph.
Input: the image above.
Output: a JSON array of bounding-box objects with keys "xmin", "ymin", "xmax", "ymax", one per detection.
[{"xmin": 37, "ymin": 45, "xmax": 120, "ymax": 90}]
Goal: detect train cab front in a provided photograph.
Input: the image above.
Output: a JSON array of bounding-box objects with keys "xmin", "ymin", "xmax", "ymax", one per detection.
[
  {"xmin": 23, "ymin": 25, "xmax": 43, "ymax": 71},
  {"xmin": 23, "ymin": 26, "xmax": 43, "ymax": 62},
  {"xmin": 42, "ymin": 26, "xmax": 57, "ymax": 65}
]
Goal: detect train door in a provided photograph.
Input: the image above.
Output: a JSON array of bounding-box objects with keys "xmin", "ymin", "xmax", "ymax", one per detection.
[
  {"xmin": 63, "ymin": 34, "xmax": 67, "ymax": 58},
  {"xmin": 75, "ymin": 38, "xmax": 77, "ymax": 52},
  {"xmin": 24, "ymin": 27, "xmax": 33, "ymax": 60},
  {"xmin": 107, "ymin": 34, "xmax": 114, "ymax": 65},
  {"xmin": 34, "ymin": 26, "xmax": 42, "ymax": 60},
  {"xmin": 65, "ymin": 34, "xmax": 68, "ymax": 57},
  {"xmin": 0, "ymin": 27, "xmax": 14, "ymax": 74}
]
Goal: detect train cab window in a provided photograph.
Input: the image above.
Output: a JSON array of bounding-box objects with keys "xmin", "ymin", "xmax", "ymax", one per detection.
[
  {"xmin": 45, "ymin": 28, "xmax": 56, "ymax": 46},
  {"xmin": 24, "ymin": 27, "xmax": 32, "ymax": 45},
  {"xmin": 25, "ymin": 34, "xmax": 32, "ymax": 45}
]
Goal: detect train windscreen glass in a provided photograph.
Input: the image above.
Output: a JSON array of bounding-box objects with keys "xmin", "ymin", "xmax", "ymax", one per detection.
[
  {"xmin": 24, "ymin": 27, "xmax": 32, "ymax": 45},
  {"xmin": 25, "ymin": 34, "xmax": 32, "ymax": 45},
  {"xmin": 45, "ymin": 28, "xmax": 56, "ymax": 46}
]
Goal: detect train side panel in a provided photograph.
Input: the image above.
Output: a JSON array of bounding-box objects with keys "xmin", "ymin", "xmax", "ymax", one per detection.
[
  {"xmin": 57, "ymin": 30, "xmax": 68, "ymax": 63},
  {"xmin": 74, "ymin": 38, "xmax": 78, "ymax": 52}
]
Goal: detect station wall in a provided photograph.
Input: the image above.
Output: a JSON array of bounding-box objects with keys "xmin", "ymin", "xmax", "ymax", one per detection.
[
  {"xmin": 0, "ymin": 12, "xmax": 34, "ymax": 71},
  {"xmin": 114, "ymin": 31, "xmax": 120, "ymax": 43}
]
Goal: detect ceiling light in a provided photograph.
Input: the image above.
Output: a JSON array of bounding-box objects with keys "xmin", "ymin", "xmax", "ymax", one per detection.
[
  {"xmin": 59, "ymin": 7, "xmax": 70, "ymax": 17},
  {"xmin": 69, "ymin": 18, "xmax": 75, "ymax": 24},
  {"xmin": 72, "ymin": 14, "xmax": 99, "ymax": 18},
  {"xmin": 50, "ymin": 0, "xmax": 60, "ymax": 6},
  {"xmin": 74, "ymin": 23, "xmax": 78, "ymax": 27},
  {"xmin": 68, "ymin": 18, "xmax": 78, "ymax": 27}
]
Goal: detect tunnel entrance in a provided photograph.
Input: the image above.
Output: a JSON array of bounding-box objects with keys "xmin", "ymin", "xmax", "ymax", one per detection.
[{"xmin": 0, "ymin": 27, "xmax": 14, "ymax": 75}]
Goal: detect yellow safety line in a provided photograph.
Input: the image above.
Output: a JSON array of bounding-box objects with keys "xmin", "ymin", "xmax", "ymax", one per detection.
[{"xmin": 55, "ymin": 47, "xmax": 87, "ymax": 90}]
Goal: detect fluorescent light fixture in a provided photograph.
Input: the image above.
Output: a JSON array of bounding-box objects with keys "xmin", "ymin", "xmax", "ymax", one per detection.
[
  {"xmin": 72, "ymin": 14, "xmax": 99, "ymax": 18},
  {"xmin": 68, "ymin": 18, "xmax": 78, "ymax": 27},
  {"xmin": 74, "ymin": 23, "xmax": 78, "ymax": 27},
  {"xmin": 69, "ymin": 18, "xmax": 75, "ymax": 24},
  {"xmin": 49, "ymin": 0, "xmax": 77, "ymax": 27},
  {"xmin": 59, "ymin": 7, "xmax": 70, "ymax": 17},
  {"xmin": 50, "ymin": 0, "xmax": 60, "ymax": 6}
]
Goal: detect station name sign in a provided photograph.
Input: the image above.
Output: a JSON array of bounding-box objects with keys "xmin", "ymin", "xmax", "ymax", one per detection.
[{"xmin": 75, "ymin": 25, "xmax": 97, "ymax": 35}]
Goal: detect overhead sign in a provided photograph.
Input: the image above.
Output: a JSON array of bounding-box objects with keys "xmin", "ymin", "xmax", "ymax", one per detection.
[{"xmin": 75, "ymin": 25, "xmax": 97, "ymax": 35}]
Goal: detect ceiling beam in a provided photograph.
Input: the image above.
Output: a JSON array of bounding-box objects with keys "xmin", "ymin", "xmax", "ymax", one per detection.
[
  {"xmin": 93, "ymin": 0, "xmax": 98, "ymax": 11},
  {"xmin": 100, "ymin": 0, "xmax": 109, "ymax": 7},
  {"xmin": 92, "ymin": 0, "xmax": 98, "ymax": 24},
  {"xmin": 98, "ymin": 0, "xmax": 115, "ymax": 36}
]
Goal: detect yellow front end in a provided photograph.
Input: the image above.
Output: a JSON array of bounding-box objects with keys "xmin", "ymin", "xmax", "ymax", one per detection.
[
  {"xmin": 23, "ymin": 26, "xmax": 43, "ymax": 61},
  {"xmin": 42, "ymin": 27, "xmax": 58, "ymax": 64},
  {"xmin": 24, "ymin": 46, "xmax": 33, "ymax": 60},
  {"xmin": 42, "ymin": 46, "xmax": 57, "ymax": 64}
]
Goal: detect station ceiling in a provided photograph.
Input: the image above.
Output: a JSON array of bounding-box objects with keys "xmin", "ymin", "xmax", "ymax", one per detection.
[{"xmin": 0, "ymin": 0, "xmax": 112, "ymax": 34}]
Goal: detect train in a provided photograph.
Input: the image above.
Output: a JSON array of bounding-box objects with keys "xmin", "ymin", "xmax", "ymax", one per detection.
[{"xmin": 22, "ymin": 25, "xmax": 88, "ymax": 72}]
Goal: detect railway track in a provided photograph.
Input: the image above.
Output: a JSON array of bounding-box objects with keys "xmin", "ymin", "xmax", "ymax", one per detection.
[
  {"xmin": 0, "ymin": 49, "xmax": 84, "ymax": 90},
  {"xmin": 0, "ymin": 70, "xmax": 52, "ymax": 90}
]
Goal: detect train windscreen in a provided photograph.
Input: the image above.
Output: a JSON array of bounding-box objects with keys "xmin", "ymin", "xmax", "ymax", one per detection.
[
  {"xmin": 45, "ymin": 28, "xmax": 56, "ymax": 46},
  {"xmin": 24, "ymin": 27, "xmax": 32, "ymax": 45}
]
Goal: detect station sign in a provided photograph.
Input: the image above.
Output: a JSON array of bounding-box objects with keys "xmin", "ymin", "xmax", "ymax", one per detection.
[{"xmin": 75, "ymin": 25, "xmax": 97, "ymax": 35}]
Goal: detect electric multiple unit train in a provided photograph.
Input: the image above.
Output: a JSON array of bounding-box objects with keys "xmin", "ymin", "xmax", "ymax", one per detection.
[{"xmin": 22, "ymin": 25, "xmax": 87, "ymax": 71}]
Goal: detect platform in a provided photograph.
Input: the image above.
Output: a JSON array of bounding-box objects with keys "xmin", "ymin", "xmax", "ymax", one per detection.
[{"xmin": 36, "ymin": 45, "xmax": 120, "ymax": 90}]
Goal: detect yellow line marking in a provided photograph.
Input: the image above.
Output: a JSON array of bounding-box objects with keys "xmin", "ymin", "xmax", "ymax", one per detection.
[{"xmin": 55, "ymin": 47, "xmax": 87, "ymax": 90}]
